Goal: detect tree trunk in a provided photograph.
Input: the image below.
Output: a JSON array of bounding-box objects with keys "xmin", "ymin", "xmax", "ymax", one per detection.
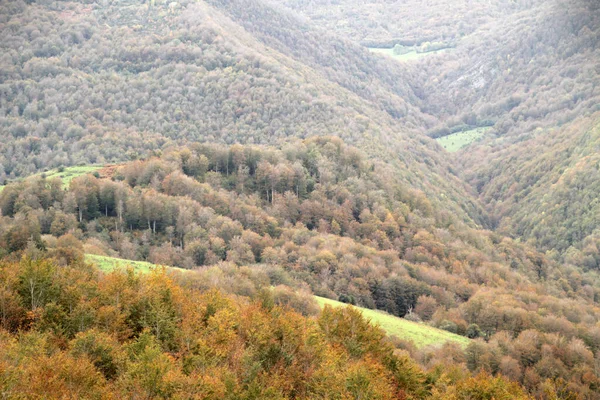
[{"xmin": 29, "ymin": 279, "xmax": 36, "ymax": 311}]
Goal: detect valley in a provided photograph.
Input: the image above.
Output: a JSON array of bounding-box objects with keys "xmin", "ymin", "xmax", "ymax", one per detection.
[
  {"xmin": 0, "ymin": 0, "xmax": 598, "ymax": 398},
  {"xmin": 435, "ymin": 127, "xmax": 491, "ymax": 152},
  {"xmin": 368, "ymin": 46, "xmax": 452, "ymax": 62}
]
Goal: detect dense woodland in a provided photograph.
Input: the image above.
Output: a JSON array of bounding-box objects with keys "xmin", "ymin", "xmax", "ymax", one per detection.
[
  {"xmin": 463, "ymin": 115, "xmax": 600, "ymax": 260},
  {"xmin": 2, "ymin": 138, "xmax": 600, "ymax": 398},
  {"xmin": 0, "ymin": 255, "xmax": 537, "ymax": 399},
  {"xmin": 422, "ymin": 0, "xmax": 600, "ymax": 265},
  {"xmin": 0, "ymin": 0, "xmax": 490, "ymax": 225},
  {"xmin": 280, "ymin": 0, "xmax": 600, "ymax": 260},
  {"xmin": 276, "ymin": 0, "xmax": 543, "ymax": 46},
  {"xmin": 1, "ymin": 0, "xmax": 600, "ymax": 398}
]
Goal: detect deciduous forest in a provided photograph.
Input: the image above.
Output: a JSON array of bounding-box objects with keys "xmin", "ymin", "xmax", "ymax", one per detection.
[{"xmin": 0, "ymin": 0, "xmax": 599, "ymax": 398}]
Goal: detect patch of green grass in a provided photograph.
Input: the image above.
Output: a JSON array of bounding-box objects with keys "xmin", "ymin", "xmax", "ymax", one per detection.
[
  {"xmin": 2, "ymin": 165, "xmax": 105, "ymax": 191},
  {"xmin": 315, "ymin": 296, "xmax": 470, "ymax": 349},
  {"xmin": 85, "ymin": 254, "xmax": 189, "ymax": 274},
  {"xmin": 435, "ymin": 127, "xmax": 491, "ymax": 152},
  {"xmin": 38, "ymin": 165, "xmax": 104, "ymax": 188},
  {"xmin": 86, "ymin": 255, "xmax": 468, "ymax": 348},
  {"xmin": 368, "ymin": 47, "xmax": 450, "ymax": 61}
]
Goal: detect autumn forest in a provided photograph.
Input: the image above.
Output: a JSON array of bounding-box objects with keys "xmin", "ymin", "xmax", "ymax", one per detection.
[{"xmin": 0, "ymin": 0, "xmax": 599, "ymax": 398}]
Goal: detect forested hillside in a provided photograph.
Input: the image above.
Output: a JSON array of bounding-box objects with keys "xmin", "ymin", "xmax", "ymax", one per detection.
[
  {"xmin": 0, "ymin": 0, "xmax": 490, "ymax": 225},
  {"xmin": 275, "ymin": 0, "xmax": 542, "ymax": 46},
  {"xmin": 1, "ymin": 0, "xmax": 600, "ymax": 398},
  {"xmin": 420, "ymin": 0, "xmax": 600, "ymax": 259},
  {"xmin": 419, "ymin": 0, "xmax": 599, "ymax": 138},
  {"xmin": 2, "ymin": 138, "xmax": 600, "ymax": 397},
  {"xmin": 278, "ymin": 0, "xmax": 600, "ymax": 260},
  {"xmin": 0, "ymin": 255, "xmax": 535, "ymax": 399},
  {"xmin": 465, "ymin": 115, "xmax": 600, "ymax": 263},
  {"xmin": 279, "ymin": 0, "xmax": 599, "ymax": 143}
]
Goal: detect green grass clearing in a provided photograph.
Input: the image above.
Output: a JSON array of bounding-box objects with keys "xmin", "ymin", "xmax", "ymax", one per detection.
[
  {"xmin": 435, "ymin": 127, "xmax": 492, "ymax": 152},
  {"xmin": 37, "ymin": 165, "xmax": 104, "ymax": 188},
  {"xmin": 85, "ymin": 254, "xmax": 189, "ymax": 274},
  {"xmin": 315, "ymin": 296, "xmax": 469, "ymax": 349},
  {"xmin": 368, "ymin": 47, "xmax": 450, "ymax": 61},
  {"xmin": 2, "ymin": 165, "xmax": 104, "ymax": 190},
  {"xmin": 86, "ymin": 255, "xmax": 469, "ymax": 348}
]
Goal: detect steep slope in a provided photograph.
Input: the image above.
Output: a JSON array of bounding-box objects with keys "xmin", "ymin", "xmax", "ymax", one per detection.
[
  {"xmin": 315, "ymin": 296, "xmax": 471, "ymax": 348},
  {"xmin": 285, "ymin": 0, "xmax": 600, "ymax": 261},
  {"xmin": 420, "ymin": 0, "xmax": 600, "ymax": 258},
  {"xmin": 419, "ymin": 0, "xmax": 600, "ymax": 136},
  {"xmin": 0, "ymin": 0, "xmax": 488, "ymax": 225},
  {"xmin": 205, "ymin": 0, "xmax": 427, "ymax": 120},
  {"xmin": 273, "ymin": 0, "xmax": 542, "ymax": 46},
  {"xmin": 271, "ymin": 0, "xmax": 599, "ymax": 150},
  {"xmin": 1, "ymin": 256, "xmax": 462, "ymax": 399},
  {"xmin": 465, "ymin": 114, "xmax": 600, "ymax": 262},
  {"xmin": 2, "ymin": 1, "xmax": 600, "ymax": 395},
  {"xmin": 86, "ymin": 253, "xmax": 471, "ymax": 348},
  {"xmin": 2, "ymin": 138, "xmax": 600, "ymax": 397}
]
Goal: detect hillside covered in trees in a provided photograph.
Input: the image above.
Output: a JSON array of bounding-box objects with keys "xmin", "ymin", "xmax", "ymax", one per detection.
[
  {"xmin": 278, "ymin": 0, "xmax": 600, "ymax": 259},
  {"xmin": 2, "ymin": 138, "xmax": 600, "ymax": 398},
  {"xmin": 0, "ymin": 254, "xmax": 536, "ymax": 399},
  {"xmin": 423, "ymin": 0, "xmax": 600, "ymax": 263},
  {"xmin": 1, "ymin": 0, "xmax": 497, "ymax": 225},
  {"xmin": 1, "ymin": 0, "xmax": 600, "ymax": 398},
  {"xmin": 275, "ymin": 0, "xmax": 542, "ymax": 47}
]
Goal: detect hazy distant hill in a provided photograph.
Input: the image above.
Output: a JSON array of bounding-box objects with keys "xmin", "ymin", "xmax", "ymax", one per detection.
[
  {"xmin": 419, "ymin": 0, "xmax": 600, "ymax": 258},
  {"xmin": 275, "ymin": 0, "xmax": 600, "ymax": 259},
  {"xmin": 273, "ymin": 0, "xmax": 543, "ymax": 46},
  {"xmin": 2, "ymin": 0, "xmax": 600, "ymax": 398},
  {"xmin": 0, "ymin": 0, "xmax": 490, "ymax": 225}
]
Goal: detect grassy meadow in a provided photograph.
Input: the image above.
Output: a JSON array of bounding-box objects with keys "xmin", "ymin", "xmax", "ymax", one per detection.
[
  {"xmin": 1, "ymin": 165, "xmax": 105, "ymax": 191},
  {"xmin": 435, "ymin": 127, "xmax": 491, "ymax": 152},
  {"xmin": 315, "ymin": 296, "xmax": 470, "ymax": 348},
  {"xmin": 38, "ymin": 165, "xmax": 104, "ymax": 187},
  {"xmin": 85, "ymin": 254, "xmax": 188, "ymax": 274},
  {"xmin": 368, "ymin": 47, "xmax": 450, "ymax": 61},
  {"xmin": 85, "ymin": 254, "xmax": 469, "ymax": 349}
]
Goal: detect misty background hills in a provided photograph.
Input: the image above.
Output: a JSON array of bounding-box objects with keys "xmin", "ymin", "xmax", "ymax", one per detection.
[{"xmin": 1, "ymin": 1, "xmax": 600, "ymax": 397}]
